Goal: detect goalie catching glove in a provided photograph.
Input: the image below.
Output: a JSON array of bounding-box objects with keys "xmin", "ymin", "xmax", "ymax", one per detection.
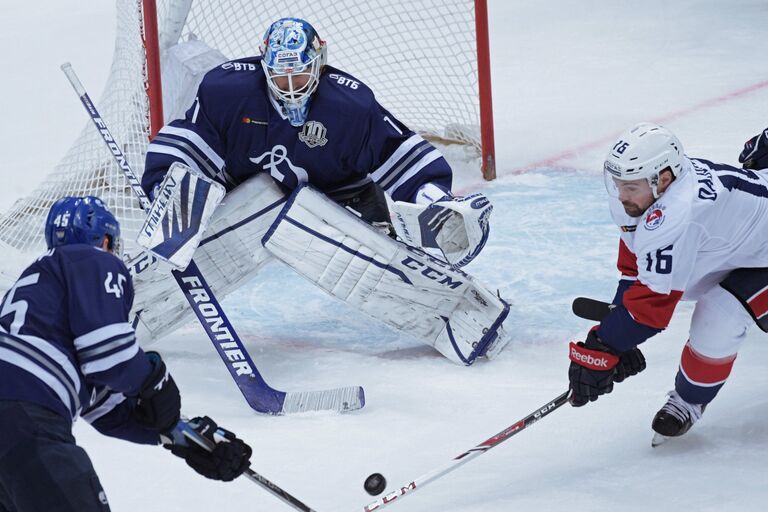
[
  {"xmin": 164, "ymin": 416, "xmax": 252, "ymax": 481},
  {"xmin": 388, "ymin": 188, "xmax": 493, "ymax": 268},
  {"xmin": 136, "ymin": 162, "xmax": 226, "ymax": 270}
]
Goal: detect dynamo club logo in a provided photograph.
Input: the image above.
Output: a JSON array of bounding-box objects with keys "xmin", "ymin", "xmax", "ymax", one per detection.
[{"xmin": 644, "ymin": 205, "xmax": 665, "ymax": 230}]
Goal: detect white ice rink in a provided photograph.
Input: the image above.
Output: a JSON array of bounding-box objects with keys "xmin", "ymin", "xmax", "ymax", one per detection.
[{"xmin": 1, "ymin": 1, "xmax": 767, "ymax": 511}]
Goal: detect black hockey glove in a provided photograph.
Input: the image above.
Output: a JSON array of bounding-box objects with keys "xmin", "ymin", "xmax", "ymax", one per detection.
[
  {"xmin": 613, "ymin": 347, "xmax": 646, "ymax": 383},
  {"xmin": 738, "ymin": 128, "xmax": 768, "ymax": 170},
  {"xmin": 166, "ymin": 416, "xmax": 252, "ymax": 482},
  {"xmin": 133, "ymin": 351, "xmax": 181, "ymax": 434},
  {"xmin": 568, "ymin": 330, "xmax": 620, "ymax": 407}
]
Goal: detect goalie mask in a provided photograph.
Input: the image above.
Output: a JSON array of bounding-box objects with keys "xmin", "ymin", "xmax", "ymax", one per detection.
[
  {"xmin": 603, "ymin": 122, "xmax": 684, "ymax": 200},
  {"xmin": 44, "ymin": 196, "xmax": 122, "ymax": 256},
  {"xmin": 260, "ymin": 18, "xmax": 327, "ymax": 127}
]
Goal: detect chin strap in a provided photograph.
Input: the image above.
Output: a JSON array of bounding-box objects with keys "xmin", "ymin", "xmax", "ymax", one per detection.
[{"xmin": 649, "ymin": 174, "xmax": 661, "ymax": 199}]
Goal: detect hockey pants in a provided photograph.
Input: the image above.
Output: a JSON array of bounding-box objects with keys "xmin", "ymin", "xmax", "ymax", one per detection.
[{"xmin": 0, "ymin": 401, "xmax": 110, "ymax": 512}]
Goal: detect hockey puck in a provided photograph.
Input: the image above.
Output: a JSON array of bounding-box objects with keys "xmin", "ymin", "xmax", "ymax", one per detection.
[{"xmin": 364, "ymin": 473, "xmax": 387, "ymax": 496}]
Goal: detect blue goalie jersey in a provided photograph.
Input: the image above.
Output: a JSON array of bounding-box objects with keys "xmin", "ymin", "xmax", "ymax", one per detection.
[
  {"xmin": 142, "ymin": 58, "xmax": 453, "ymax": 203},
  {"xmin": 0, "ymin": 245, "xmax": 159, "ymax": 444}
]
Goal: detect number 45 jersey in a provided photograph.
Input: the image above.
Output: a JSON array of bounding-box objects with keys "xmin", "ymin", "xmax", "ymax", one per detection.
[
  {"xmin": 0, "ymin": 245, "xmax": 153, "ymax": 431},
  {"xmin": 608, "ymin": 157, "xmax": 768, "ymax": 333}
]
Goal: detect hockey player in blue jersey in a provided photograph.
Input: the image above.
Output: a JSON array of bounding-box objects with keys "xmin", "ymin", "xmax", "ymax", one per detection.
[
  {"xmin": 141, "ymin": 17, "xmax": 492, "ymax": 269},
  {"xmin": 131, "ymin": 17, "xmax": 511, "ymax": 366},
  {"xmin": 0, "ymin": 197, "xmax": 251, "ymax": 512}
]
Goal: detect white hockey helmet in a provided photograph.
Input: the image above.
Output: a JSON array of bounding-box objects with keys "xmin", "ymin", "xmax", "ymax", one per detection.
[{"xmin": 603, "ymin": 122, "xmax": 684, "ymax": 198}]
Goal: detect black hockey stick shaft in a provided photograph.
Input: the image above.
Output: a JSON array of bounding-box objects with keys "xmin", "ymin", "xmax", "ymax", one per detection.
[
  {"xmin": 572, "ymin": 297, "xmax": 613, "ymax": 322},
  {"xmin": 361, "ymin": 390, "xmax": 571, "ymax": 511},
  {"xmin": 177, "ymin": 420, "xmax": 317, "ymax": 512}
]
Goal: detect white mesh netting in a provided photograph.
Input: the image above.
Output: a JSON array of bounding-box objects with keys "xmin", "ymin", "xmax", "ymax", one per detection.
[{"xmin": 0, "ymin": 0, "xmax": 482, "ymax": 259}]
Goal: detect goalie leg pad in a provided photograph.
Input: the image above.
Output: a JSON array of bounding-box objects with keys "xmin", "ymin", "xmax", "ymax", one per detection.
[
  {"xmin": 262, "ymin": 184, "xmax": 510, "ymax": 365},
  {"xmin": 132, "ymin": 173, "xmax": 285, "ymax": 343}
]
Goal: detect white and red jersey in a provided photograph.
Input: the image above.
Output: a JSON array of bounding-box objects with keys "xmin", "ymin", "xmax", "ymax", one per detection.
[{"xmin": 599, "ymin": 157, "xmax": 768, "ymax": 351}]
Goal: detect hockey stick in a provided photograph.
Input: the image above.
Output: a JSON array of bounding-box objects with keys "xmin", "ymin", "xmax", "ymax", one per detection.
[
  {"xmin": 571, "ymin": 297, "xmax": 613, "ymax": 322},
  {"xmin": 175, "ymin": 418, "xmax": 317, "ymax": 512},
  {"xmin": 360, "ymin": 390, "xmax": 571, "ymax": 511},
  {"xmin": 62, "ymin": 62, "xmax": 364, "ymax": 415}
]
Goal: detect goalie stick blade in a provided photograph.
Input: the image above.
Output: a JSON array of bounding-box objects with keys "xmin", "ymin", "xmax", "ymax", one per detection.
[
  {"xmin": 282, "ymin": 386, "xmax": 365, "ymax": 414},
  {"xmin": 572, "ymin": 297, "xmax": 613, "ymax": 322}
]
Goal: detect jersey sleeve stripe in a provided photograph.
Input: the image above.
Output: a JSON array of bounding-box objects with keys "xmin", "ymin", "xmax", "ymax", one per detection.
[
  {"xmin": 617, "ymin": 239, "xmax": 639, "ymax": 277},
  {"xmin": 371, "ymin": 134, "xmax": 426, "ymax": 182},
  {"xmin": 146, "ymin": 144, "xmax": 207, "ymax": 178},
  {"xmin": 160, "ymin": 125, "xmax": 225, "ymax": 170},
  {"xmin": 622, "ymin": 282, "xmax": 684, "ymax": 330},
  {"xmin": 0, "ymin": 331, "xmax": 81, "ymax": 393},
  {"xmin": 0, "ymin": 334, "xmax": 81, "ymax": 416},
  {"xmin": 152, "ymin": 134, "xmax": 222, "ymax": 179},
  {"xmin": 0, "ymin": 350, "xmax": 76, "ymax": 416},
  {"xmin": 80, "ymin": 342, "xmax": 140, "ymax": 375},
  {"xmin": 376, "ymin": 141, "xmax": 433, "ymax": 189},
  {"xmin": 382, "ymin": 150, "xmax": 442, "ymax": 197},
  {"xmin": 74, "ymin": 322, "xmax": 134, "ymax": 351},
  {"xmin": 82, "ymin": 389, "xmax": 127, "ymax": 424},
  {"xmin": 77, "ymin": 334, "xmax": 136, "ymax": 362}
]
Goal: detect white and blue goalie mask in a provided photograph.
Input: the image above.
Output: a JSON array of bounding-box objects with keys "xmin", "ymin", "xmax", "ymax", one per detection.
[{"xmin": 260, "ymin": 18, "xmax": 327, "ymax": 127}]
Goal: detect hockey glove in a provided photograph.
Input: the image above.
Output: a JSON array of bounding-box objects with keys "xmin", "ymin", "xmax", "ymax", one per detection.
[
  {"xmin": 166, "ymin": 416, "xmax": 252, "ymax": 481},
  {"xmin": 133, "ymin": 351, "xmax": 181, "ymax": 434},
  {"xmin": 613, "ymin": 347, "xmax": 646, "ymax": 383},
  {"xmin": 568, "ymin": 330, "xmax": 620, "ymax": 407},
  {"xmin": 738, "ymin": 128, "xmax": 768, "ymax": 170}
]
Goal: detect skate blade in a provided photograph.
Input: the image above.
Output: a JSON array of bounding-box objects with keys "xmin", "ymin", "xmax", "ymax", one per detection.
[{"xmin": 651, "ymin": 433, "xmax": 670, "ymax": 447}]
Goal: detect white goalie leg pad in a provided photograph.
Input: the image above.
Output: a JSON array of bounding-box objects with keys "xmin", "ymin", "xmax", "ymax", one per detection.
[
  {"xmin": 132, "ymin": 173, "xmax": 286, "ymax": 343},
  {"xmin": 263, "ymin": 185, "xmax": 510, "ymax": 365},
  {"xmin": 388, "ymin": 193, "xmax": 493, "ymax": 268},
  {"xmin": 136, "ymin": 162, "xmax": 226, "ymax": 269}
]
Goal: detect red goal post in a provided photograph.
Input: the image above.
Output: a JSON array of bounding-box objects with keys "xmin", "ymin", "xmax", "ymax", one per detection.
[{"xmin": 0, "ymin": 0, "xmax": 495, "ymax": 264}]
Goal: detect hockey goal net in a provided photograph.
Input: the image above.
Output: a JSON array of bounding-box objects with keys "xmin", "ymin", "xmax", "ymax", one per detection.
[{"xmin": 0, "ymin": 0, "xmax": 494, "ymax": 267}]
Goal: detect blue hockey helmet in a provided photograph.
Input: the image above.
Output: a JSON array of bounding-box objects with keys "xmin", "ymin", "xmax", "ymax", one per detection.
[
  {"xmin": 260, "ymin": 17, "xmax": 327, "ymax": 127},
  {"xmin": 44, "ymin": 196, "xmax": 121, "ymax": 255}
]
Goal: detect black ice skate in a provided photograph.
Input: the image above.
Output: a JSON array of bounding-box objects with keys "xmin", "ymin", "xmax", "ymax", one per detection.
[{"xmin": 651, "ymin": 390, "xmax": 706, "ymax": 447}]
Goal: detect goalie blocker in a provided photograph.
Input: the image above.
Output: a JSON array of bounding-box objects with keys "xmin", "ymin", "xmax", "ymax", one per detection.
[{"xmin": 137, "ymin": 162, "xmax": 226, "ymax": 269}]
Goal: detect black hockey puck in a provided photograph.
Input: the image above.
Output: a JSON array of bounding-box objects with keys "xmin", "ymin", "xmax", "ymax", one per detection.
[{"xmin": 364, "ymin": 473, "xmax": 387, "ymax": 496}]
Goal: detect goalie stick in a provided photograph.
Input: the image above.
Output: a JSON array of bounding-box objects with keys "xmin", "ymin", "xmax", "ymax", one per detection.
[
  {"xmin": 62, "ymin": 62, "xmax": 364, "ymax": 415},
  {"xmin": 175, "ymin": 419, "xmax": 317, "ymax": 512},
  {"xmin": 571, "ymin": 297, "xmax": 613, "ymax": 322},
  {"xmin": 360, "ymin": 390, "xmax": 571, "ymax": 511}
]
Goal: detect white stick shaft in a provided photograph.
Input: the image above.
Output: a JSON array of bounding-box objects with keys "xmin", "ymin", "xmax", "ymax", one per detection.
[{"xmin": 60, "ymin": 62, "xmax": 152, "ymax": 211}]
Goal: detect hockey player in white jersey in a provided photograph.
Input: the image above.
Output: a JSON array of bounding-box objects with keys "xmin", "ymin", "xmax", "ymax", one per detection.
[
  {"xmin": 0, "ymin": 197, "xmax": 251, "ymax": 511},
  {"xmin": 131, "ymin": 17, "xmax": 509, "ymax": 366},
  {"xmin": 566, "ymin": 122, "xmax": 768, "ymax": 444}
]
